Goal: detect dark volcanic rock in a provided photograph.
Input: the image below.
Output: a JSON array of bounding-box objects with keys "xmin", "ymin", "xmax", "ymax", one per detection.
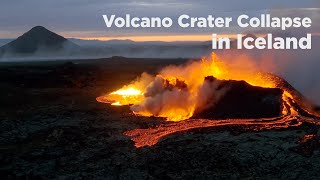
[
  {"xmin": 290, "ymin": 134, "xmax": 320, "ymax": 157},
  {"xmin": 194, "ymin": 76, "xmax": 283, "ymax": 119},
  {"xmin": 0, "ymin": 26, "xmax": 80, "ymax": 57},
  {"xmin": 0, "ymin": 60, "xmax": 320, "ymax": 179}
]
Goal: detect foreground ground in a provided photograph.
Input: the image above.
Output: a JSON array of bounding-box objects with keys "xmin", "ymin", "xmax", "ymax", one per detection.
[{"xmin": 0, "ymin": 57, "xmax": 320, "ymax": 179}]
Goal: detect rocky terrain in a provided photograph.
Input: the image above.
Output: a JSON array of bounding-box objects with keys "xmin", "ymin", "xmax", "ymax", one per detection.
[{"xmin": 0, "ymin": 57, "xmax": 320, "ymax": 179}]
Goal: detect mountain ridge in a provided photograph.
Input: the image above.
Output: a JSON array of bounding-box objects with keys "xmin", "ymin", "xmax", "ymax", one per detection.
[{"xmin": 0, "ymin": 26, "xmax": 80, "ymax": 58}]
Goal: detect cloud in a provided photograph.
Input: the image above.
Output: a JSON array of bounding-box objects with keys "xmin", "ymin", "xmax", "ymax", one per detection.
[{"xmin": 0, "ymin": 0, "xmax": 319, "ymax": 38}]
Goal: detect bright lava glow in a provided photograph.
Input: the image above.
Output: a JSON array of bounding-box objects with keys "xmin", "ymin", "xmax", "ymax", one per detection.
[
  {"xmin": 100, "ymin": 87, "xmax": 143, "ymax": 106},
  {"xmin": 110, "ymin": 88, "xmax": 142, "ymax": 96},
  {"xmin": 96, "ymin": 52, "xmax": 320, "ymax": 148},
  {"xmin": 97, "ymin": 52, "xmax": 303, "ymax": 121}
]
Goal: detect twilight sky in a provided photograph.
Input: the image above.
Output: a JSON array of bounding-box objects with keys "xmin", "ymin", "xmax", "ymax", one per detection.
[{"xmin": 0, "ymin": 0, "xmax": 319, "ymax": 40}]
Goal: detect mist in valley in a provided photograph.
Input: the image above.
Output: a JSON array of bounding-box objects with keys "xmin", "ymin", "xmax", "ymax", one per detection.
[{"xmin": 0, "ymin": 28, "xmax": 319, "ymax": 105}]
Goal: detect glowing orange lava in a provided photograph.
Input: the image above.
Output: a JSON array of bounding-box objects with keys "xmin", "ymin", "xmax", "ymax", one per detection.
[
  {"xmin": 97, "ymin": 53, "xmax": 287, "ymax": 121},
  {"xmin": 124, "ymin": 116, "xmax": 302, "ymax": 148},
  {"xmin": 97, "ymin": 87, "xmax": 143, "ymax": 106},
  {"xmin": 97, "ymin": 52, "xmax": 320, "ymax": 148}
]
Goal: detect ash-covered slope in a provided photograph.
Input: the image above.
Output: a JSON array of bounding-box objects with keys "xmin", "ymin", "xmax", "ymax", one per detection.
[
  {"xmin": 0, "ymin": 26, "xmax": 80, "ymax": 58},
  {"xmin": 193, "ymin": 74, "xmax": 320, "ymax": 120},
  {"xmin": 194, "ymin": 76, "xmax": 283, "ymax": 119}
]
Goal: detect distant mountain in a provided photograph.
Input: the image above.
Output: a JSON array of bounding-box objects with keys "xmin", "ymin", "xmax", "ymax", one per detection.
[
  {"xmin": 0, "ymin": 26, "xmax": 80, "ymax": 58},
  {"xmin": 1, "ymin": 27, "xmax": 317, "ymax": 60}
]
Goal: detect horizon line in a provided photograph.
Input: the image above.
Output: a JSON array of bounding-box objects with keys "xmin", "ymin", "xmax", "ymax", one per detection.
[
  {"xmin": 66, "ymin": 34, "xmax": 240, "ymax": 42},
  {"xmin": 63, "ymin": 32, "xmax": 320, "ymax": 42},
  {"xmin": 1, "ymin": 33, "xmax": 320, "ymax": 42}
]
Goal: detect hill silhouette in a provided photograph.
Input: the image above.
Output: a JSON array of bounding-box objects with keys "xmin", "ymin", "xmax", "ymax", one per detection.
[{"xmin": 0, "ymin": 26, "xmax": 80, "ymax": 58}]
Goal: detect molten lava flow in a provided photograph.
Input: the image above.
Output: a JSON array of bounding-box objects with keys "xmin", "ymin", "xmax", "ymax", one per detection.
[
  {"xmin": 282, "ymin": 90, "xmax": 299, "ymax": 115},
  {"xmin": 97, "ymin": 87, "xmax": 143, "ymax": 106},
  {"xmin": 97, "ymin": 53, "xmax": 285, "ymax": 121},
  {"xmin": 124, "ymin": 116, "xmax": 303, "ymax": 148},
  {"xmin": 110, "ymin": 87, "xmax": 142, "ymax": 105},
  {"xmin": 97, "ymin": 52, "xmax": 320, "ymax": 148}
]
